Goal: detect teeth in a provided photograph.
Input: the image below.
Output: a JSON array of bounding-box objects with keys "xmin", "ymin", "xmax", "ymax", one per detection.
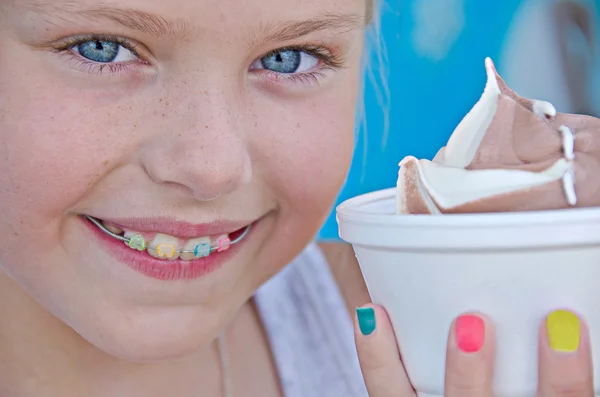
[
  {"xmin": 148, "ymin": 233, "xmax": 180, "ymax": 260},
  {"xmin": 103, "ymin": 222, "xmax": 124, "ymax": 235},
  {"xmin": 180, "ymin": 237, "xmax": 212, "ymax": 261}
]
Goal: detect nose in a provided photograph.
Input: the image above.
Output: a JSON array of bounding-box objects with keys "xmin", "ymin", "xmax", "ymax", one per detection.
[{"xmin": 140, "ymin": 89, "xmax": 252, "ymax": 202}]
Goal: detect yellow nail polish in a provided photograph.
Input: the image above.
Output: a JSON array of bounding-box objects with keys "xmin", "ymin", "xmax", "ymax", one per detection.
[{"xmin": 547, "ymin": 310, "xmax": 580, "ymax": 352}]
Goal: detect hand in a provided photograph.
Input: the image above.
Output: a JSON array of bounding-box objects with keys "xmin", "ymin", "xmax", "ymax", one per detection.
[{"xmin": 354, "ymin": 305, "xmax": 594, "ymax": 396}]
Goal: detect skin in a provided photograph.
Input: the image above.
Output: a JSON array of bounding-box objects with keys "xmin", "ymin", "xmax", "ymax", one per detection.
[
  {"xmin": 320, "ymin": 242, "xmax": 371, "ymax": 312},
  {"xmin": 0, "ymin": 0, "xmax": 365, "ymax": 395}
]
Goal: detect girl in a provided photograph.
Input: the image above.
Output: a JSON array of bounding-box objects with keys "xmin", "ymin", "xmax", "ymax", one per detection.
[{"xmin": 0, "ymin": 0, "xmax": 594, "ymax": 396}]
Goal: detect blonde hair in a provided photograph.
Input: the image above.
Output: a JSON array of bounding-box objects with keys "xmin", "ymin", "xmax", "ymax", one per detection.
[
  {"xmin": 358, "ymin": 0, "xmax": 389, "ymax": 180},
  {"xmin": 366, "ymin": 0, "xmax": 374, "ymax": 22}
]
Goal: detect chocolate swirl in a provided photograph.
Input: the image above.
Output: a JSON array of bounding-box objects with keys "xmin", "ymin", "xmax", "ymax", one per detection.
[{"xmin": 397, "ymin": 58, "xmax": 600, "ymax": 214}]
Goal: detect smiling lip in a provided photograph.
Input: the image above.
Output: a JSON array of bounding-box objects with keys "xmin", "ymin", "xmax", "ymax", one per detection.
[
  {"xmin": 82, "ymin": 216, "xmax": 256, "ymax": 281},
  {"xmin": 99, "ymin": 217, "xmax": 253, "ymax": 238}
]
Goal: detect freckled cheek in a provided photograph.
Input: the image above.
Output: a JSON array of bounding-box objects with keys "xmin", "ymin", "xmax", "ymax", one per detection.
[
  {"xmin": 0, "ymin": 89, "xmax": 134, "ymax": 220},
  {"xmin": 246, "ymin": 97, "xmax": 355, "ymax": 273},
  {"xmin": 254, "ymin": 98, "xmax": 356, "ymax": 211}
]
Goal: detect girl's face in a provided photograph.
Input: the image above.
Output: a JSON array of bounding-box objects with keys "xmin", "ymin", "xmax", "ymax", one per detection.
[{"xmin": 0, "ymin": 0, "xmax": 365, "ymax": 360}]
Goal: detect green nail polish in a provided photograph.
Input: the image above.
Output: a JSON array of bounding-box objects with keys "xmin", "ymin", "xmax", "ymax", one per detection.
[{"xmin": 356, "ymin": 307, "xmax": 376, "ymax": 336}]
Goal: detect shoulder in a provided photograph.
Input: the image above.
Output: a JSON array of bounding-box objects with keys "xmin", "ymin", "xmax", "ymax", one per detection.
[
  {"xmin": 317, "ymin": 242, "xmax": 371, "ymax": 315},
  {"xmin": 256, "ymin": 242, "xmax": 370, "ymax": 321},
  {"xmin": 255, "ymin": 242, "xmax": 371, "ymax": 397}
]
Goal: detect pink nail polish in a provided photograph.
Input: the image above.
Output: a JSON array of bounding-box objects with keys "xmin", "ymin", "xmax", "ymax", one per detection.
[{"xmin": 455, "ymin": 315, "xmax": 485, "ymax": 353}]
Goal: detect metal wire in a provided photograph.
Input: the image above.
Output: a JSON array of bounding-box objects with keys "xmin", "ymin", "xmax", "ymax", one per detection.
[{"xmin": 85, "ymin": 215, "xmax": 250, "ymax": 254}]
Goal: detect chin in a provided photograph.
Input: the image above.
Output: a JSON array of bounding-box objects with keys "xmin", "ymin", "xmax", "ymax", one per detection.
[{"xmin": 68, "ymin": 306, "xmax": 222, "ymax": 362}]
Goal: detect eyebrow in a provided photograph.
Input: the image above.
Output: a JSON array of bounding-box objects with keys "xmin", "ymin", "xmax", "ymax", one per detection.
[
  {"xmin": 252, "ymin": 13, "xmax": 366, "ymax": 46},
  {"xmin": 25, "ymin": 3, "xmax": 364, "ymax": 41},
  {"xmin": 83, "ymin": 8, "xmax": 187, "ymax": 37},
  {"xmin": 25, "ymin": 3, "xmax": 189, "ymax": 38}
]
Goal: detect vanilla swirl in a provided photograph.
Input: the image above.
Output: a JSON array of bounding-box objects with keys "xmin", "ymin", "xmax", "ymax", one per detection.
[{"xmin": 397, "ymin": 58, "xmax": 600, "ymax": 214}]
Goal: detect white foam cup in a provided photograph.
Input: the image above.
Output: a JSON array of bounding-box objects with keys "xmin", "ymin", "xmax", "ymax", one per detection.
[{"xmin": 337, "ymin": 188, "xmax": 600, "ymax": 397}]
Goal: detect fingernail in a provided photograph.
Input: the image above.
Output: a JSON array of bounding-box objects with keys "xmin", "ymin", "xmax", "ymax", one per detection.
[
  {"xmin": 356, "ymin": 307, "xmax": 376, "ymax": 336},
  {"xmin": 547, "ymin": 310, "xmax": 580, "ymax": 352},
  {"xmin": 455, "ymin": 314, "xmax": 485, "ymax": 353}
]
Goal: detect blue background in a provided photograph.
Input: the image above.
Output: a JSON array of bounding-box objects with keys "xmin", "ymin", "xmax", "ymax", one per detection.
[{"xmin": 319, "ymin": 0, "xmax": 554, "ymax": 240}]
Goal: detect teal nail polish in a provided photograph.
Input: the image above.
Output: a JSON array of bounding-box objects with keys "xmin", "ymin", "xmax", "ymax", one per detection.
[{"xmin": 356, "ymin": 307, "xmax": 376, "ymax": 336}]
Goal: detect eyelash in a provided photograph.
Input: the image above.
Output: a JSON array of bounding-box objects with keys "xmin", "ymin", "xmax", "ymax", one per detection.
[
  {"xmin": 51, "ymin": 35, "xmax": 345, "ymax": 85},
  {"xmin": 253, "ymin": 44, "xmax": 343, "ymax": 86}
]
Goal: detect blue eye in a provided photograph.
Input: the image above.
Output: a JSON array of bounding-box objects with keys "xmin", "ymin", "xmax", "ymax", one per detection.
[
  {"xmin": 253, "ymin": 49, "xmax": 319, "ymax": 74},
  {"xmin": 261, "ymin": 50, "xmax": 300, "ymax": 73},
  {"xmin": 73, "ymin": 40, "xmax": 137, "ymax": 63}
]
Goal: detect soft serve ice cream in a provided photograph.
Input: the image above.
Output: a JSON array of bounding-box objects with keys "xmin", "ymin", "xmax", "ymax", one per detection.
[
  {"xmin": 397, "ymin": 58, "xmax": 600, "ymax": 214},
  {"xmin": 338, "ymin": 60, "xmax": 600, "ymax": 397}
]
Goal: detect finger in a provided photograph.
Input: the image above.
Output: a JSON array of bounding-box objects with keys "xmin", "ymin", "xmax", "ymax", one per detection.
[
  {"xmin": 355, "ymin": 304, "xmax": 416, "ymax": 397},
  {"xmin": 538, "ymin": 310, "xmax": 593, "ymax": 397},
  {"xmin": 445, "ymin": 313, "xmax": 495, "ymax": 397}
]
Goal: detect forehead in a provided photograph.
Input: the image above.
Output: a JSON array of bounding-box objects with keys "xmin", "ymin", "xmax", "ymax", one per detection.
[{"xmin": 14, "ymin": 0, "xmax": 368, "ymax": 35}]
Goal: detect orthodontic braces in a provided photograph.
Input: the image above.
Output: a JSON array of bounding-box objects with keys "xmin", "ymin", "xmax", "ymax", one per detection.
[{"xmin": 86, "ymin": 215, "xmax": 250, "ymax": 259}]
